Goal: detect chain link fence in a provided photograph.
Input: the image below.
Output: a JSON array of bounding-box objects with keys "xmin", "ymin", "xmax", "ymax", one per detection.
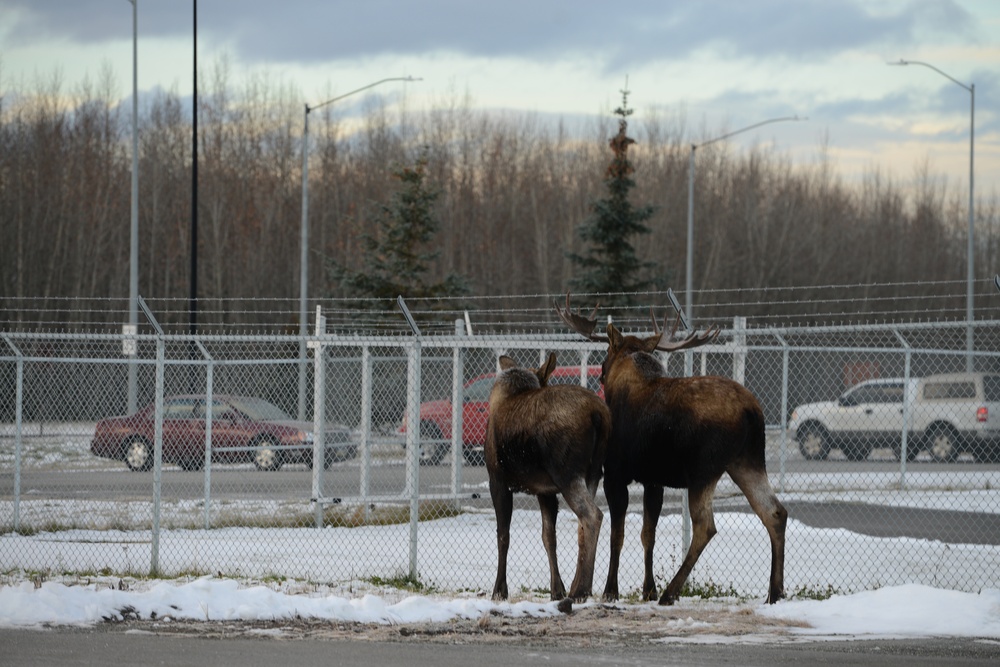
[{"xmin": 2, "ymin": 304, "xmax": 999, "ymax": 599}]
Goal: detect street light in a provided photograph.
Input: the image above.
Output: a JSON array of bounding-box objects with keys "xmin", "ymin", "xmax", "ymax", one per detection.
[
  {"xmin": 685, "ymin": 116, "xmax": 805, "ymax": 326},
  {"xmin": 126, "ymin": 0, "xmax": 139, "ymax": 414},
  {"xmin": 297, "ymin": 76, "xmax": 421, "ymax": 418},
  {"xmin": 889, "ymin": 59, "xmax": 975, "ymax": 371}
]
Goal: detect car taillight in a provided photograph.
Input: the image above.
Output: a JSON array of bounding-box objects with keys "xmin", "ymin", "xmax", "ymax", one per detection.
[{"xmin": 977, "ymin": 406, "xmax": 988, "ymax": 423}]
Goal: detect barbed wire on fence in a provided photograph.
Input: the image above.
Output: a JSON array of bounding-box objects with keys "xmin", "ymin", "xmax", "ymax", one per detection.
[{"xmin": 3, "ymin": 278, "xmax": 999, "ymax": 334}]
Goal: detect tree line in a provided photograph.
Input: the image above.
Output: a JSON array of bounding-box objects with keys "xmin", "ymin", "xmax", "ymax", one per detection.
[{"xmin": 2, "ymin": 67, "xmax": 997, "ymax": 330}]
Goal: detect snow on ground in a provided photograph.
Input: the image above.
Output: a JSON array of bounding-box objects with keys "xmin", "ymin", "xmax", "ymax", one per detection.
[
  {"xmin": 1, "ymin": 507, "xmax": 999, "ymax": 640},
  {"xmin": 1, "ymin": 576, "xmax": 998, "ymax": 641}
]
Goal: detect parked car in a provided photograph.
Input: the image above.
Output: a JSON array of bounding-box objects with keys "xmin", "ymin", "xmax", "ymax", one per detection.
[
  {"xmin": 91, "ymin": 395, "xmax": 359, "ymax": 472},
  {"xmin": 788, "ymin": 373, "xmax": 1000, "ymax": 462},
  {"xmin": 401, "ymin": 365, "xmax": 604, "ymax": 465}
]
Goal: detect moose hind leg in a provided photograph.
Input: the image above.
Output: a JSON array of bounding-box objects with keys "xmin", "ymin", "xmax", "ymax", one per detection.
[
  {"xmin": 602, "ymin": 480, "xmax": 629, "ymax": 602},
  {"xmin": 729, "ymin": 467, "xmax": 788, "ymax": 603},
  {"xmin": 538, "ymin": 494, "xmax": 566, "ymax": 600},
  {"xmin": 660, "ymin": 480, "xmax": 718, "ymax": 605},
  {"xmin": 491, "ymin": 485, "xmax": 513, "ymax": 601},
  {"xmin": 561, "ymin": 477, "xmax": 603, "ymax": 601},
  {"xmin": 641, "ymin": 484, "xmax": 665, "ymax": 601}
]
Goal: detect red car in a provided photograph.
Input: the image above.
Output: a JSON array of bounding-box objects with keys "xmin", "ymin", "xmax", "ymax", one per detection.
[
  {"xmin": 91, "ymin": 395, "xmax": 358, "ymax": 472},
  {"xmin": 402, "ymin": 365, "xmax": 604, "ymax": 465}
]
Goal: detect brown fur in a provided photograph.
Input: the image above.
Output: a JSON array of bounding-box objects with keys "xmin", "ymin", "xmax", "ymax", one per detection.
[
  {"xmin": 485, "ymin": 353, "xmax": 611, "ymax": 602},
  {"xmin": 599, "ymin": 325, "xmax": 787, "ymax": 605}
]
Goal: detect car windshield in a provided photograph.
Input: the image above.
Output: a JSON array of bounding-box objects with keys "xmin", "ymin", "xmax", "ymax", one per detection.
[{"xmin": 228, "ymin": 397, "xmax": 292, "ymax": 421}]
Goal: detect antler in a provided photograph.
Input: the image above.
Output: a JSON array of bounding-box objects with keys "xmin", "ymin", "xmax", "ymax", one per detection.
[
  {"xmin": 650, "ymin": 309, "xmax": 721, "ymax": 352},
  {"xmin": 554, "ymin": 292, "xmax": 607, "ymax": 342}
]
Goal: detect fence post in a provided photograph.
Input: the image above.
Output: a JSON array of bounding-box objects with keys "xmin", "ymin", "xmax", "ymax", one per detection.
[
  {"xmin": 311, "ymin": 306, "xmax": 327, "ymax": 528},
  {"xmin": 195, "ymin": 341, "xmax": 214, "ymax": 530},
  {"xmin": 135, "ymin": 296, "xmax": 165, "ymax": 574},
  {"xmin": 895, "ymin": 329, "xmax": 913, "ymax": 489},
  {"xmin": 151, "ymin": 334, "xmax": 164, "ymax": 575},
  {"xmin": 776, "ymin": 332, "xmax": 790, "ymax": 492},
  {"xmin": 404, "ymin": 336, "xmax": 422, "ymax": 579},
  {"xmin": 450, "ymin": 318, "xmax": 465, "ymax": 504},
  {"xmin": 678, "ymin": 348, "xmax": 692, "ymax": 559},
  {"xmin": 732, "ymin": 316, "xmax": 747, "ymax": 385},
  {"xmin": 359, "ymin": 344, "xmax": 373, "ymax": 514},
  {"xmin": 3, "ymin": 336, "xmax": 24, "ymax": 533},
  {"xmin": 397, "ymin": 296, "xmax": 422, "ymax": 581}
]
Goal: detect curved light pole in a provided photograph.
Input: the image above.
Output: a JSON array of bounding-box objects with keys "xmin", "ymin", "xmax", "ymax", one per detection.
[
  {"xmin": 297, "ymin": 76, "xmax": 421, "ymax": 418},
  {"xmin": 890, "ymin": 59, "xmax": 975, "ymax": 371},
  {"xmin": 685, "ymin": 116, "xmax": 805, "ymax": 327}
]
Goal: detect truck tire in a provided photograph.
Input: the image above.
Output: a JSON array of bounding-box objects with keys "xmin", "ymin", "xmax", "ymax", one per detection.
[
  {"xmin": 927, "ymin": 423, "xmax": 959, "ymax": 463},
  {"xmin": 797, "ymin": 423, "xmax": 831, "ymax": 461}
]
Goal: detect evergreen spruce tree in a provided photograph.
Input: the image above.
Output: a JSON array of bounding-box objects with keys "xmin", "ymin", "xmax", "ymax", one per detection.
[
  {"xmin": 327, "ymin": 150, "xmax": 468, "ymax": 314},
  {"xmin": 568, "ymin": 88, "xmax": 656, "ymax": 307}
]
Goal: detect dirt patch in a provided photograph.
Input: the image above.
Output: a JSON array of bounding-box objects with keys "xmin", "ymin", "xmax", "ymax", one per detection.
[{"xmin": 118, "ymin": 600, "xmax": 812, "ymax": 647}]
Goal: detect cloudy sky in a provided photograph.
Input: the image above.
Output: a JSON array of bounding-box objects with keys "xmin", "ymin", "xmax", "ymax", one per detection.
[{"xmin": 1, "ymin": 0, "xmax": 997, "ymax": 190}]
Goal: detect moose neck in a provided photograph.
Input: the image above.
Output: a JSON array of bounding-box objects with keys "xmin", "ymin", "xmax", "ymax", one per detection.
[{"xmin": 630, "ymin": 351, "xmax": 667, "ymax": 380}]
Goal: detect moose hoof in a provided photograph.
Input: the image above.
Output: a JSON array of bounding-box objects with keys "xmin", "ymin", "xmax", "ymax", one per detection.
[
  {"xmin": 557, "ymin": 598, "xmax": 574, "ymax": 614},
  {"xmin": 657, "ymin": 592, "xmax": 677, "ymax": 606}
]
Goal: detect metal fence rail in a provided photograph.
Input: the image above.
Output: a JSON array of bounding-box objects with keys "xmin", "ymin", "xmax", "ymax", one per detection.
[{"xmin": 2, "ymin": 314, "xmax": 999, "ymax": 598}]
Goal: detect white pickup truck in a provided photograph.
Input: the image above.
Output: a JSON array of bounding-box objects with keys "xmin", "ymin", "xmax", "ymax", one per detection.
[{"xmin": 788, "ymin": 372, "xmax": 1000, "ymax": 462}]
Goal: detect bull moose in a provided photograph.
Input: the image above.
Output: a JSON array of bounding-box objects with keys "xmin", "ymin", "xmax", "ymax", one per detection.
[{"xmin": 556, "ymin": 294, "xmax": 787, "ymax": 605}]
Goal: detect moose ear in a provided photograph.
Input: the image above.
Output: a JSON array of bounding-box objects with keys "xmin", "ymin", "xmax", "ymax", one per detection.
[
  {"xmin": 607, "ymin": 323, "xmax": 623, "ymax": 350},
  {"xmin": 498, "ymin": 355, "xmax": 518, "ymax": 371},
  {"xmin": 537, "ymin": 352, "xmax": 557, "ymax": 385}
]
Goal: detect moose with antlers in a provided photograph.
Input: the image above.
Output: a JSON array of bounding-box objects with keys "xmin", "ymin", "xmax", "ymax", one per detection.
[
  {"xmin": 556, "ymin": 294, "xmax": 787, "ymax": 605},
  {"xmin": 485, "ymin": 353, "xmax": 611, "ymax": 602}
]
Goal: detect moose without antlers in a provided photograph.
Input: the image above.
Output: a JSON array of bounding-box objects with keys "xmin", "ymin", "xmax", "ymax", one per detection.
[
  {"xmin": 485, "ymin": 353, "xmax": 611, "ymax": 602},
  {"xmin": 556, "ymin": 294, "xmax": 787, "ymax": 605}
]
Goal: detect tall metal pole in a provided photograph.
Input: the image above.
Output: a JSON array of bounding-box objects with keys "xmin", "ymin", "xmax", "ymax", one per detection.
[
  {"xmin": 890, "ymin": 60, "xmax": 975, "ymax": 371},
  {"xmin": 297, "ymin": 104, "xmax": 310, "ymax": 419},
  {"xmin": 684, "ymin": 116, "xmax": 803, "ymax": 327},
  {"xmin": 967, "ymin": 83, "xmax": 975, "ymax": 371},
  {"xmin": 127, "ymin": 0, "xmax": 139, "ymax": 414},
  {"xmin": 686, "ymin": 145, "xmax": 695, "ymax": 328},
  {"xmin": 189, "ymin": 0, "xmax": 198, "ymax": 391},
  {"xmin": 297, "ymin": 76, "xmax": 421, "ymax": 419}
]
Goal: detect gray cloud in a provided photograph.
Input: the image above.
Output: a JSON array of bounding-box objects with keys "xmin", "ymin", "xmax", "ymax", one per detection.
[{"xmin": 2, "ymin": 0, "xmax": 978, "ymax": 68}]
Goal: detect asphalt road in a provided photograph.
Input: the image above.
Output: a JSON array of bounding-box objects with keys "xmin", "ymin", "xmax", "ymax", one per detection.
[{"xmin": 2, "ymin": 628, "xmax": 1000, "ymax": 666}]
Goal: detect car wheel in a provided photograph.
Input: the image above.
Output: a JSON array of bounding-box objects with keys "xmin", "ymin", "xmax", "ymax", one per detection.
[
  {"xmin": 463, "ymin": 447, "xmax": 486, "ymax": 466},
  {"xmin": 927, "ymin": 424, "xmax": 959, "ymax": 463},
  {"xmin": 252, "ymin": 436, "xmax": 283, "ymax": 471},
  {"xmin": 419, "ymin": 421, "xmax": 448, "ymax": 466},
  {"xmin": 123, "ymin": 437, "xmax": 153, "ymax": 472},
  {"xmin": 797, "ymin": 423, "xmax": 830, "ymax": 460}
]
